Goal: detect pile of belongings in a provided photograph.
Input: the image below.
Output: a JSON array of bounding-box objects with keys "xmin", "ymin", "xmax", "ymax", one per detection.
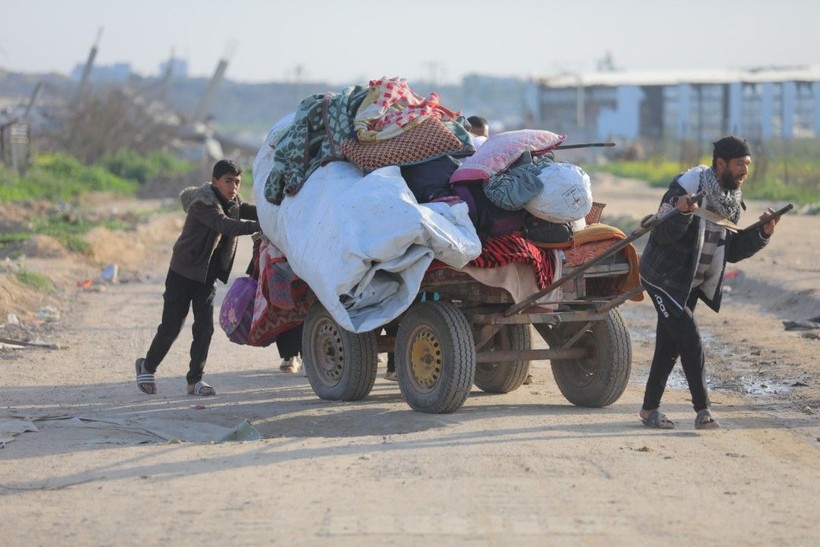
[{"xmin": 247, "ymin": 76, "xmax": 599, "ymax": 336}]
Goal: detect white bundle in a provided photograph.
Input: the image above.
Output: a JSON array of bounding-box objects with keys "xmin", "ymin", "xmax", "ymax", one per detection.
[{"xmin": 524, "ymin": 162, "xmax": 593, "ymax": 223}]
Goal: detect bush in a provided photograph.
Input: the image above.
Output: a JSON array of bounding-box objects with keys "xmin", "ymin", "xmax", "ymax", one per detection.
[
  {"xmin": 0, "ymin": 152, "xmax": 137, "ymax": 201},
  {"xmin": 101, "ymin": 150, "xmax": 191, "ymax": 185}
]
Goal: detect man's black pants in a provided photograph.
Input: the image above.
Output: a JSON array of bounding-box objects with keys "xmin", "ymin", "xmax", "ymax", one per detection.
[
  {"xmin": 144, "ymin": 269, "xmax": 216, "ymax": 385},
  {"xmin": 642, "ymin": 285, "xmax": 710, "ymax": 413},
  {"xmin": 276, "ymin": 324, "xmax": 303, "ymax": 360}
]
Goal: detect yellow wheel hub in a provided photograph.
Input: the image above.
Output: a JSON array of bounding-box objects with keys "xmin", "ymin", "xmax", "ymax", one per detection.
[{"xmin": 409, "ymin": 328, "xmax": 442, "ymax": 389}]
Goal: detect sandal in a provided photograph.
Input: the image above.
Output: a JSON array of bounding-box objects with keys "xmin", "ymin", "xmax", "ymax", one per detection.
[
  {"xmin": 135, "ymin": 358, "xmax": 156, "ymax": 394},
  {"xmin": 641, "ymin": 409, "xmax": 675, "ymax": 429},
  {"xmin": 695, "ymin": 409, "xmax": 720, "ymax": 430},
  {"xmin": 187, "ymin": 380, "xmax": 216, "ymax": 396}
]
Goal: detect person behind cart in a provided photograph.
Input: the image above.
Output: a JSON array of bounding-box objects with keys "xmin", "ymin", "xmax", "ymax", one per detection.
[
  {"xmin": 638, "ymin": 136, "xmax": 780, "ymax": 430},
  {"xmin": 466, "ymin": 115, "xmax": 489, "ymax": 149}
]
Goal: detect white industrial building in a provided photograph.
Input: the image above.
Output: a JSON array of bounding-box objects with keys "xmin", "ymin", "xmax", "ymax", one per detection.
[{"xmin": 534, "ymin": 66, "xmax": 820, "ymax": 145}]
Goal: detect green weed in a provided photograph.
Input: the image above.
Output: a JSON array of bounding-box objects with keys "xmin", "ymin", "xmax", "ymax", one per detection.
[{"xmin": 15, "ymin": 268, "xmax": 53, "ymax": 291}]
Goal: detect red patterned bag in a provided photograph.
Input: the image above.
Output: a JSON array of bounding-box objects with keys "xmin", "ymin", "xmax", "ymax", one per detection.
[{"xmin": 247, "ymin": 240, "xmax": 316, "ymax": 347}]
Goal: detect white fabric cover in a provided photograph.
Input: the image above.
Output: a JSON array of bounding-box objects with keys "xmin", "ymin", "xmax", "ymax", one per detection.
[
  {"xmin": 253, "ymin": 160, "xmax": 481, "ymax": 333},
  {"xmin": 525, "ymin": 162, "xmax": 593, "ymax": 223}
]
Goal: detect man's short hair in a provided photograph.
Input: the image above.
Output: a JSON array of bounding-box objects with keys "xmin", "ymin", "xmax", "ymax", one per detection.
[
  {"xmin": 713, "ymin": 136, "xmax": 751, "ymax": 161},
  {"xmin": 213, "ymin": 159, "xmax": 242, "ymax": 179}
]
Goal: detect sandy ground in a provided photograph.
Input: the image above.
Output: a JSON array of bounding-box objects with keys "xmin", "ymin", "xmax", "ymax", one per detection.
[{"xmin": 0, "ymin": 175, "xmax": 818, "ymax": 546}]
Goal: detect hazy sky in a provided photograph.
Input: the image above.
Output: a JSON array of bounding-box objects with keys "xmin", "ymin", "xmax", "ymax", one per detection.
[{"xmin": 1, "ymin": 0, "xmax": 817, "ymax": 85}]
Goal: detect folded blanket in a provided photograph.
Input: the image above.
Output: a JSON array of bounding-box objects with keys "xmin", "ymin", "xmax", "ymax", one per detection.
[
  {"xmin": 264, "ymin": 86, "xmax": 368, "ymax": 204},
  {"xmin": 563, "ymin": 224, "xmax": 643, "ymax": 301},
  {"xmin": 353, "ymin": 76, "xmax": 462, "ymax": 142},
  {"xmin": 468, "ymin": 232, "xmax": 556, "ymax": 290}
]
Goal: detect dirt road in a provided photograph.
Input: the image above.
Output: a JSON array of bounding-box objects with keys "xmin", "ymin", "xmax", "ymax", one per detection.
[{"xmin": 1, "ymin": 175, "xmax": 818, "ymax": 546}]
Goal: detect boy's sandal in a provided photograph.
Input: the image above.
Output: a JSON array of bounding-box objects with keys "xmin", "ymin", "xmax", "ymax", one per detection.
[
  {"xmin": 187, "ymin": 381, "xmax": 216, "ymax": 396},
  {"xmin": 641, "ymin": 409, "xmax": 675, "ymax": 429},
  {"xmin": 695, "ymin": 409, "xmax": 720, "ymax": 430},
  {"xmin": 135, "ymin": 358, "xmax": 156, "ymax": 395}
]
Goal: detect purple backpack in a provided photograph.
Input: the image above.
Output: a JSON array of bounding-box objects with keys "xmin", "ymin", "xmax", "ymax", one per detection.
[{"xmin": 219, "ymin": 276, "xmax": 257, "ymax": 344}]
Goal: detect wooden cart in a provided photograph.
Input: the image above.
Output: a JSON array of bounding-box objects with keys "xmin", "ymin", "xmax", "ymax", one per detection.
[{"xmin": 299, "ymin": 214, "xmax": 651, "ymax": 413}]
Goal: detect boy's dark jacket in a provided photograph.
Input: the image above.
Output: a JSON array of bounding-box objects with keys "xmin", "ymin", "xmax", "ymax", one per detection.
[
  {"xmin": 639, "ymin": 170, "xmax": 769, "ymax": 315},
  {"xmin": 170, "ymin": 182, "xmax": 259, "ymax": 284}
]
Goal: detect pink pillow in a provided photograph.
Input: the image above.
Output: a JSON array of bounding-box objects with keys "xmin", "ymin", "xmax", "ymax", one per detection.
[{"xmin": 450, "ymin": 129, "xmax": 566, "ymax": 183}]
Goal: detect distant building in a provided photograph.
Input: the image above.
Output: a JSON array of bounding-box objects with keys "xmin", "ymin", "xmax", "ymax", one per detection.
[
  {"xmin": 159, "ymin": 58, "xmax": 189, "ymax": 79},
  {"xmin": 70, "ymin": 62, "xmax": 132, "ymax": 82},
  {"xmin": 533, "ymin": 66, "xmax": 820, "ymax": 144},
  {"xmin": 459, "ymin": 74, "xmax": 530, "ymax": 131}
]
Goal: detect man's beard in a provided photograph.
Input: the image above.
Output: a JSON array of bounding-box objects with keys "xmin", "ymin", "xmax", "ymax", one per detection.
[{"xmin": 720, "ymin": 169, "xmax": 742, "ymax": 190}]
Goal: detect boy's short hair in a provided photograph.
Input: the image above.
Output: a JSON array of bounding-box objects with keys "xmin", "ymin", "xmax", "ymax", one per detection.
[{"xmin": 212, "ymin": 159, "xmax": 242, "ymax": 179}]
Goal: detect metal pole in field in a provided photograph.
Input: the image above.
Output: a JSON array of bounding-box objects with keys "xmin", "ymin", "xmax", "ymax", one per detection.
[
  {"xmin": 193, "ymin": 41, "xmax": 237, "ymax": 124},
  {"xmin": 76, "ymin": 27, "xmax": 103, "ymax": 102}
]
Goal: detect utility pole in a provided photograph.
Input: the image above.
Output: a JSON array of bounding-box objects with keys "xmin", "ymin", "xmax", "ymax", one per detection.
[
  {"xmin": 24, "ymin": 82, "xmax": 43, "ymax": 119},
  {"xmin": 76, "ymin": 27, "xmax": 103, "ymax": 101},
  {"xmin": 424, "ymin": 61, "xmax": 440, "ymax": 86},
  {"xmin": 158, "ymin": 48, "xmax": 176, "ymax": 103},
  {"xmin": 193, "ymin": 41, "xmax": 237, "ymax": 123}
]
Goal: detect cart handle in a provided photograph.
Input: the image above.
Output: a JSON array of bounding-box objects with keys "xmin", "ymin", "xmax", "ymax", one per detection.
[{"xmin": 554, "ymin": 142, "xmax": 616, "ymax": 150}]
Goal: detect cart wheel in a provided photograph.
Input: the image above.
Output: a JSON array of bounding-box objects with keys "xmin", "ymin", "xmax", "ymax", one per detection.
[
  {"xmin": 301, "ymin": 302, "xmax": 378, "ymax": 401},
  {"xmin": 474, "ymin": 325, "xmax": 532, "ymax": 393},
  {"xmin": 545, "ymin": 308, "xmax": 631, "ymax": 407},
  {"xmin": 395, "ymin": 301, "xmax": 475, "ymax": 414}
]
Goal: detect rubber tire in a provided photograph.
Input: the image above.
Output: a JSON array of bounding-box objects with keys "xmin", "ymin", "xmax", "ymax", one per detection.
[
  {"xmin": 301, "ymin": 302, "xmax": 378, "ymax": 401},
  {"xmin": 394, "ymin": 301, "xmax": 475, "ymax": 414},
  {"xmin": 545, "ymin": 308, "xmax": 631, "ymax": 408},
  {"xmin": 473, "ymin": 324, "xmax": 532, "ymax": 394}
]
